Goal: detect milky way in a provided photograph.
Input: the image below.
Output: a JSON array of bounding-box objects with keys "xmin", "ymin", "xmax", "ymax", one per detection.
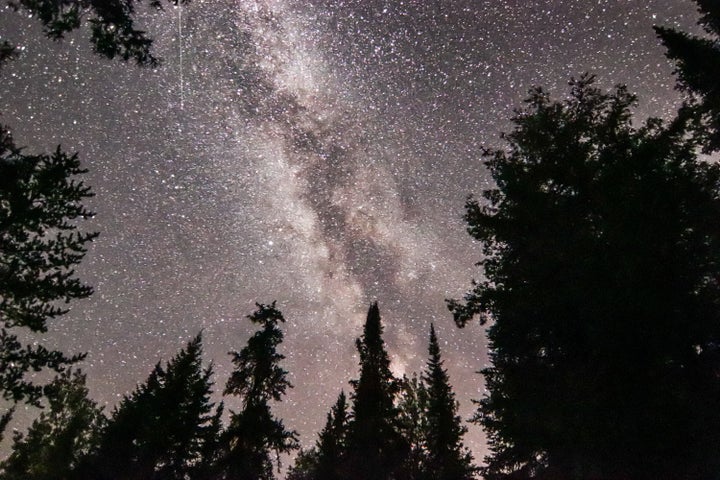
[{"xmin": 0, "ymin": 0, "xmax": 699, "ymax": 467}]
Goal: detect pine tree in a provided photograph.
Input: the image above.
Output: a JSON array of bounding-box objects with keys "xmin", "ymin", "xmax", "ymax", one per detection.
[
  {"xmin": 0, "ymin": 129, "xmax": 95, "ymax": 435},
  {"xmin": 0, "ymin": 369, "xmax": 105, "ymax": 480},
  {"xmin": 80, "ymin": 334, "xmax": 219, "ymax": 480},
  {"xmin": 450, "ymin": 76, "xmax": 720, "ymax": 479},
  {"xmin": 655, "ymin": 0, "xmax": 720, "ymax": 151},
  {"xmin": 219, "ymin": 302, "xmax": 298, "ymax": 480},
  {"xmin": 5, "ymin": 0, "xmax": 190, "ymax": 67},
  {"xmin": 396, "ymin": 374, "xmax": 429, "ymax": 480},
  {"xmin": 287, "ymin": 449, "xmax": 320, "ymax": 480},
  {"xmin": 345, "ymin": 302, "xmax": 408, "ymax": 480},
  {"xmin": 315, "ymin": 390, "xmax": 350, "ymax": 480},
  {"xmin": 421, "ymin": 324, "xmax": 475, "ymax": 480}
]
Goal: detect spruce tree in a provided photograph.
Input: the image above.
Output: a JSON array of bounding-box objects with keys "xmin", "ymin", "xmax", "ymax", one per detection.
[
  {"xmin": 450, "ymin": 76, "xmax": 720, "ymax": 479},
  {"xmin": 421, "ymin": 324, "xmax": 475, "ymax": 480},
  {"xmin": 81, "ymin": 334, "xmax": 219, "ymax": 480},
  {"xmin": 287, "ymin": 449, "xmax": 320, "ymax": 480},
  {"xmin": 396, "ymin": 374, "xmax": 429, "ymax": 480},
  {"xmin": 315, "ymin": 390, "xmax": 350, "ymax": 480},
  {"xmin": 0, "ymin": 130, "xmax": 95, "ymax": 436},
  {"xmin": 655, "ymin": 0, "xmax": 720, "ymax": 151},
  {"xmin": 0, "ymin": 370, "xmax": 105, "ymax": 480},
  {"xmin": 219, "ymin": 302, "xmax": 298, "ymax": 480},
  {"xmin": 345, "ymin": 302, "xmax": 408, "ymax": 480}
]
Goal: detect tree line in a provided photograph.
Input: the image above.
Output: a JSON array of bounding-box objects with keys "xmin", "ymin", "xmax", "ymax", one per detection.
[
  {"xmin": 3, "ymin": 0, "xmax": 720, "ymax": 479},
  {"xmin": 0, "ymin": 302, "xmax": 476, "ymax": 480}
]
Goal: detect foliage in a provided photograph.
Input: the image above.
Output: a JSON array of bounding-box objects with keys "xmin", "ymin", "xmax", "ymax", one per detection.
[
  {"xmin": 80, "ymin": 334, "xmax": 220, "ymax": 480},
  {"xmin": 422, "ymin": 324, "xmax": 476, "ymax": 480},
  {"xmin": 344, "ymin": 302, "xmax": 408, "ymax": 480},
  {"xmin": 655, "ymin": 0, "xmax": 720, "ymax": 151},
  {"xmin": 286, "ymin": 449, "xmax": 320, "ymax": 480},
  {"xmin": 396, "ymin": 374, "xmax": 429, "ymax": 479},
  {"xmin": 450, "ymin": 75, "xmax": 720, "ymax": 479},
  {"xmin": 0, "ymin": 369, "xmax": 105, "ymax": 480},
  {"xmin": 219, "ymin": 302, "xmax": 298, "ymax": 480},
  {"xmin": 6, "ymin": 0, "xmax": 189, "ymax": 67},
  {"xmin": 0, "ymin": 127, "xmax": 94, "ymax": 428},
  {"xmin": 314, "ymin": 390, "xmax": 350, "ymax": 480}
]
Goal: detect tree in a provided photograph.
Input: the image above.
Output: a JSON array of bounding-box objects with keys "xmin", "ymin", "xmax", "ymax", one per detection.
[
  {"xmin": 421, "ymin": 324, "xmax": 475, "ymax": 480},
  {"xmin": 655, "ymin": 0, "xmax": 720, "ymax": 151},
  {"xmin": 315, "ymin": 390, "xmax": 350, "ymax": 480},
  {"xmin": 450, "ymin": 76, "xmax": 720, "ymax": 479},
  {"xmin": 5, "ymin": 0, "xmax": 189, "ymax": 67},
  {"xmin": 1, "ymin": 0, "xmax": 188, "ymax": 438},
  {"xmin": 219, "ymin": 302, "xmax": 298, "ymax": 480},
  {"xmin": 287, "ymin": 449, "xmax": 320, "ymax": 480},
  {"xmin": 0, "ymin": 128, "xmax": 95, "ymax": 435},
  {"xmin": 80, "ymin": 334, "xmax": 220, "ymax": 480},
  {"xmin": 0, "ymin": 369, "xmax": 105, "ymax": 480},
  {"xmin": 344, "ymin": 302, "xmax": 408, "ymax": 480},
  {"xmin": 287, "ymin": 390, "xmax": 350, "ymax": 480},
  {"xmin": 396, "ymin": 374, "xmax": 429, "ymax": 480}
]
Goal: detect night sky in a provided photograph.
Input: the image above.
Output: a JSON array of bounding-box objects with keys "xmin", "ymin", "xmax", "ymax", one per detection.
[{"xmin": 0, "ymin": 0, "xmax": 699, "ymax": 467}]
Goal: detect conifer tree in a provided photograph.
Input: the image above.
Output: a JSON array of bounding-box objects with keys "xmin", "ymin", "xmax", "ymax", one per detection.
[
  {"xmin": 396, "ymin": 374, "xmax": 429, "ymax": 480},
  {"xmin": 80, "ymin": 334, "xmax": 219, "ymax": 480},
  {"xmin": 219, "ymin": 302, "xmax": 298, "ymax": 480},
  {"xmin": 421, "ymin": 324, "xmax": 475, "ymax": 480},
  {"xmin": 287, "ymin": 449, "xmax": 320, "ymax": 480},
  {"xmin": 287, "ymin": 391, "xmax": 350, "ymax": 480},
  {"xmin": 0, "ymin": 370, "xmax": 105, "ymax": 480},
  {"xmin": 5, "ymin": 0, "xmax": 190, "ymax": 67},
  {"xmin": 315, "ymin": 390, "xmax": 350, "ymax": 480},
  {"xmin": 450, "ymin": 76, "xmax": 720, "ymax": 479},
  {"xmin": 0, "ymin": 129, "xmax": 96, "ymax": 436},
  {"xmin": 655, "ymin": 0, "xmax": 720, "ymax": 151},
  {"xmin": 345, "ymin": 302, "xmax": 408, "ymax": 480}
]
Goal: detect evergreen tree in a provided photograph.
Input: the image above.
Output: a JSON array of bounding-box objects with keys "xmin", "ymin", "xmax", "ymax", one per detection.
[
  {"xmin": 286, "ymin": 449, "xmax": 320, "ymax": 480},
  {"xmin": 287, "ymin": 390, "xmax": 350, "ymax": 480},
  {"xmin": 655, "ymin": 0, "xmax": 720, "ymax": 151},
  {"xmin": 345, "ymin": 302, "xmax": 408, "ymax": 480},
  {"xmin": 450, "ymin": 76, "xmax": 720, "ymax": 479},
  {"xmin": 396, "ymin": 374, "xmax": 429, "ymax": 480},
  {"xmin": 315, "ymin": 390, "xmax": 350, "ymax": 480},
  {"xmin": 219, "ymin": 302, "xmax": 298, "ymax": 480},
  {"xmin": 421, "ymin": 324, "xmax": 475, "ymax": 480},
  {"xmin": 5, "ymin": 0, "xmax": 190, "ymax": 67},
  {"xmin": 0, "ymin": 129, "xmax": 95, "ymax": 435},
  {"xmin": 0, "ymin": 369, "xmax": 105, "ymax": 480},
  {"xmin": 81, "ymin": 334, "xmax": 219, "ymax": 480}
]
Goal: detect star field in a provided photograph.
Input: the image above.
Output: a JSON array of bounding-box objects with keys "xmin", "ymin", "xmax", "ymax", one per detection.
[{"xmin": 0, "ymin": 0, "xmax": 700, "ymax": 468}]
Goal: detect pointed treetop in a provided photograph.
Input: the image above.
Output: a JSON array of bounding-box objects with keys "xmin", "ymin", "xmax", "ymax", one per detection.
[
  {"xmin": 359, "ymin": 302, "xmax": 383, "ymax": 349},
  {"xmin": 428, "ymin": 323, "xmax": 441, "ymax": 364}
]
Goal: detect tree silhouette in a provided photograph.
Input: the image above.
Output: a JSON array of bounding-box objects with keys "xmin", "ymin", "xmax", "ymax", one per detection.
[
  {"xmin": 315, "ymin": 390, "xmax": 350, "ymax": 480},
  {"xmin": 450, "ymin": 75, "xmax": 720, "ymax": 479},
  {"xmin": 5, "ymin": 0, "xmax": 189, "ymax": 67},
  {"xmin": 0, "ymin": 369, "xmax": 105, "ymax": 480},
  {"xmin": 345, "ymin": 302, "xmax": 408, "ymax": 480},
  {"xmin": 0, "ymin": 129, "xmax": 96, "ymax": 437},
  {"xmin": 287, "ymin": 391, "xmax": 350, "ymax": 480},
  {"xmin": 422, "ymin": 324, "xmax": 475, "ymax": 480},
  {"xmin": 396, "ymin": 373, "xmax": 429, "ymax": 480},
  {"xmin": 286, "ymin": 449, "xmax": 320, "ymax": 480},
  {"xmin": 218, "ymin": 302, "xmax": 298, "ymax": 480},
  {"xmin": 80, "ymin": 334, "xmax": 220, "ymax": 480},
  {"xmin": 0, "ymin": 0, "xmax": 190, "ymax": 440},
  {"xmin": 655, "ymin": 0, "xmax": 720, "ymax": 151}
]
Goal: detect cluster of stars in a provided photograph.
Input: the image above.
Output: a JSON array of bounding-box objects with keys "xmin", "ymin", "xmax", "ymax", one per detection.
[{"xmin": 0, "ymin": 0, "xmax": 700, "ymax": 468}]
